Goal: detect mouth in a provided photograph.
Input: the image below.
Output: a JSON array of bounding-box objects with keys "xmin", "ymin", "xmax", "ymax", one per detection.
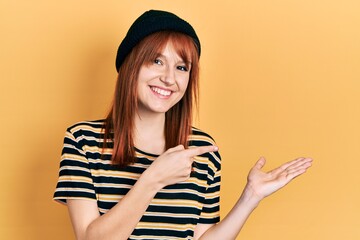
[{"xmin": 150, "ymin": 86, "xmax": 172, "ymax": 97}]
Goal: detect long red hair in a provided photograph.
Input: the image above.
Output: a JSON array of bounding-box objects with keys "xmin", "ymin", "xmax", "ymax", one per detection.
[{"xmin": 103, "ymin": 31, "xmax": 200, "ymax": 167}]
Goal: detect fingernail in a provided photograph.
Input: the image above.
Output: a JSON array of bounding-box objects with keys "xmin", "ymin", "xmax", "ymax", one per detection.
[{"xmin": 214, "ymin": 146, "xmax": 218, "ymax": 151}]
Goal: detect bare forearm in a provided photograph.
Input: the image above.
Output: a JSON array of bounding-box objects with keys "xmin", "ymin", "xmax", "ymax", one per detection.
[
  {"xmin": 199, "ymin": 187, "xmax": 261, "ymax": 240},
  {"xmin": 198, "ymin": 156, "xmax": 313, "ymax": 239},
  {"xmin": 85, "ymin": 171, "xmax": 162, "ymax": 240},
  {"xmin": 69, "ymin": 145, "xmax": 220, "ymax": 240}
]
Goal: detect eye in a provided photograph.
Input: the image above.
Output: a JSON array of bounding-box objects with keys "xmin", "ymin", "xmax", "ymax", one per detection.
[
  {"xmin": 154, "ymin": 59, "xmax": 163, "ymax": 65},
  {"xmin": 177, "ymin": 65, "xmax": 189, "ymax": 72}
]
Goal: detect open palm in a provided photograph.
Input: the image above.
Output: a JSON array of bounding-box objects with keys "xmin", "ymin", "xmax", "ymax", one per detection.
[{"xmin": 246, "ymin": 157, "xmax": 313, "ymax": 201}]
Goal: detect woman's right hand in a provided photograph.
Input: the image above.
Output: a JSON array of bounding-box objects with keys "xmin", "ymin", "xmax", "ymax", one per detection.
[
  {"xmin": 66, "ymin": 144, "xmax": 218, "ymax": 240},
  {"xmin": 145, "ymin": 144, "xmax": 218, "ymax": 188}
]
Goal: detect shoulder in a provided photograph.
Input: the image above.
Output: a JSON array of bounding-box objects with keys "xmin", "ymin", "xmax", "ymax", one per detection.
[
  {"xmin": 189, "ymin": 126, "xmax": 217, "ymax": 146},
  {"xmin": 66, "ymin": 119, "xmax": 106, "ymax": 137},
  {"xmin": 63, "ymin": 120, "xmax": 107, "ymax": 150},
  {"xmin": 61, "ymin": 120, "xmax": 107, "ymax": 157},
  {"xmin": 190, "ymin": 127, "xmax": 221, "ymax": 170}
]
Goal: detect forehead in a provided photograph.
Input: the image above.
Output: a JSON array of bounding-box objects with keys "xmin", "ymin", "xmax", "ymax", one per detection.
[
  {"xmin": 140, "ymin": 32, "xmax": 196, "ymax": 65},
  {"xmin": 158, "ymin": 42, "xmax": 185, "ymax": 60},
  {"xmin": 160, "ymin": 40, "xmax": 193, "ymax": 64}
]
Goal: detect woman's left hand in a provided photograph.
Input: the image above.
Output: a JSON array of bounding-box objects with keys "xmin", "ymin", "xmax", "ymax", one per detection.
[
  {"xmin": 245, "ymin": 157, "xmax": 313, "ymax": 202},
  {"xmin": 195, "ymin": 157, "xmax": 313, "ymax": 239}
]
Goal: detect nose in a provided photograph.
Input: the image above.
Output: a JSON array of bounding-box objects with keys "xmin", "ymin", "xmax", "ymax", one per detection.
[{"xmin": 160, "ymin": 66, "xmax": 175, "ymax": 86}]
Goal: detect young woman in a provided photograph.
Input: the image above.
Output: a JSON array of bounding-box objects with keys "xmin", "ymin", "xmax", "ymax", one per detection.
[{"xmin": 54, "ymin": 10, "xmax": 313, "ymax": 240}]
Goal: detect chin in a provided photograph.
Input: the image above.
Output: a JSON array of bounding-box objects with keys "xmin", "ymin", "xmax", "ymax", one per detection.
[
  {"xmin": 153, "ymin": 107, "xmax": 173, "ymax": 113},
  {"xmin": 138, "ymin": 105, "xmax": 173, "ymax": 115}
]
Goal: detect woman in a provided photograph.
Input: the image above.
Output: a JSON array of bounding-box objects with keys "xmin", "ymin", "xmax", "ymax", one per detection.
[{"xmin": 54, "ymin": 10, "xmax": 312, "ymax": 240}]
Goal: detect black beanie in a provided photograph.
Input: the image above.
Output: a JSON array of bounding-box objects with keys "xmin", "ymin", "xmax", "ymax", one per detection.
[{"xmin": 115, "ymin": 10, "xmax": 201, "ymax": 72}]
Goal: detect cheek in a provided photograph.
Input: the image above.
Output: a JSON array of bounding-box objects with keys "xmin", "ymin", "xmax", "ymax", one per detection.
[
  {"xmin": 138, "ymin": 66, "xmax": 158, "ymax": 82},
  {"xmin": 178, "ymin": 75, "xmax": 190, "ymax": 92}
]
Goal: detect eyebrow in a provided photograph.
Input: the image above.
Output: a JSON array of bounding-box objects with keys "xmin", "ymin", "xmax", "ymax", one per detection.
[{"xmin": 156, "ymin": 53, "xmax": 191, "ymax": 65}]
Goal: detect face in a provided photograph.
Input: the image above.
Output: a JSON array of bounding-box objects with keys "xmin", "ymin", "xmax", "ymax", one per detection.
[{"xmin": 136, "ymin": 42, "xmax": 191, "ymax": 116}]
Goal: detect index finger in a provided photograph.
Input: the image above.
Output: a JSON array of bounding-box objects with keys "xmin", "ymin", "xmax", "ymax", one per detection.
[{"xmin": 183, "ymin": 145, "xmax": 218, "ymax": 158}]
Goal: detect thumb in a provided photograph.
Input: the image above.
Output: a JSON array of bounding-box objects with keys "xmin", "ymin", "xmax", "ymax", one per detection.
[
  {"xmin": 166, "ymin": 144, "xmax": 185, "ymax": 153},
  {"xmin": 254, "ymin": 156, "xmax": 266, "ymax": 170}
]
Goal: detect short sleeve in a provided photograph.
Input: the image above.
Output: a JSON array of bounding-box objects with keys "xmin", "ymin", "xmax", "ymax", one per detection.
[
  {"xmin": 198, "ymin": 151, "xmax": 221, "ymax": 224},
  {"xmin": 53, "ymin": 129, "xmax": 97, "ymax": 204}
]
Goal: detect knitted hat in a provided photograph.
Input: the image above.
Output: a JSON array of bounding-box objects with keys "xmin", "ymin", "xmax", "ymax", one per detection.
[{"xmin": 115, "ymin": 10, "xmax": 201, "ymax": 72}]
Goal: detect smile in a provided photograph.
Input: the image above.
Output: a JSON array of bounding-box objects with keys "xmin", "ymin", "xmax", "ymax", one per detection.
[{"xmin": 150, "ymin": 86, "xmax": 172, "ymax": 97}]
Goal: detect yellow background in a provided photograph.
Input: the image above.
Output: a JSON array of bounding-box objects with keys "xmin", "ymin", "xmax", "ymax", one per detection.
[{"xmin": 1, "ymin": 0, "xmax": 359, "ymax": 239}]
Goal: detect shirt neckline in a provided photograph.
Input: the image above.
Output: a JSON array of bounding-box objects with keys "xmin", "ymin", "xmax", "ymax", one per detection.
[{"xmin": 134, "ymin": 147, "xmax": 160, "ymax": 158}]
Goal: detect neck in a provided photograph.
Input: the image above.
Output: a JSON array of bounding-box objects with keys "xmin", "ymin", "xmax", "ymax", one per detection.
[{"xmin": 134, "ymin": 111, "xmax": 166, "ymax": 154}]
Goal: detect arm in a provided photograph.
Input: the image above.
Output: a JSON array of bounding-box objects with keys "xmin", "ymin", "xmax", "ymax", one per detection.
[
  {"xmin": 195, "ymin": 157, "xmax": 313, "ymax": 240},
  {"xmin": 66, "ymin": 145, "xmax": 218, "ymax": 240},
  {"xmin": 67, "ymin": 170, "xmax": 162, "ymax": 240}
]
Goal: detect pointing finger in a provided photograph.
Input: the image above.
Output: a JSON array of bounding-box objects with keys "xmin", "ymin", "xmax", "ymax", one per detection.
[
  {"xmin": 166, "ymin": 145, "xmax": 185, "ymax": 153},
  {"xmin": 183, "ymin": 145, "xmax": 218, "ymax": 158}
]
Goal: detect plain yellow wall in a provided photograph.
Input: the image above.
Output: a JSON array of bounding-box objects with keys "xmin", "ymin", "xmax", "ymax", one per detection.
[{"xmin": 1, "ymin": 0, "xmax": 359, "ymax": 239}]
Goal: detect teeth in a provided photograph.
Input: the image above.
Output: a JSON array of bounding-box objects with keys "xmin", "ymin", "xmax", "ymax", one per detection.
[{"xmin": 151, "ymin": 87, "xmax": 171, "ymax": 96}]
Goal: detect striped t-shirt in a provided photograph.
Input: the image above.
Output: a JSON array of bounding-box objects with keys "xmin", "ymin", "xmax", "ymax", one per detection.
[{"xmin": 53, "ymin": 120, "xmax": 221, "ymax": 239}]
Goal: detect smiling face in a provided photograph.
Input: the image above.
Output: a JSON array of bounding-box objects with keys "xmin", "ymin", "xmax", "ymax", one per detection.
[
  {"xmin": 108, "ymin": 31, "xmax": 199, "ymax": 163},
  {"xmin": 136, "ymin": 42, "xmax": 191, "ymax": 116}
]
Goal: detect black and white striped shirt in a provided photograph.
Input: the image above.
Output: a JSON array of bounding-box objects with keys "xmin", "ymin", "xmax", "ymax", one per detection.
[{"xmin": 54, "ymin": 120, "xmax": 221, "ymax": 239}]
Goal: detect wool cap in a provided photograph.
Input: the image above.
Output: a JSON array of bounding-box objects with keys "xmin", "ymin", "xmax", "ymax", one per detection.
[{"xmin": 115, "ymin": 10, "xmax": 201, "ymax": 72}]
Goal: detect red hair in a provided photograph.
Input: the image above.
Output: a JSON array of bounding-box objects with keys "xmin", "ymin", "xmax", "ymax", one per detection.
[{"xmin": 103, "ymin": 31, "xmax": 200, "ymax": 167}]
